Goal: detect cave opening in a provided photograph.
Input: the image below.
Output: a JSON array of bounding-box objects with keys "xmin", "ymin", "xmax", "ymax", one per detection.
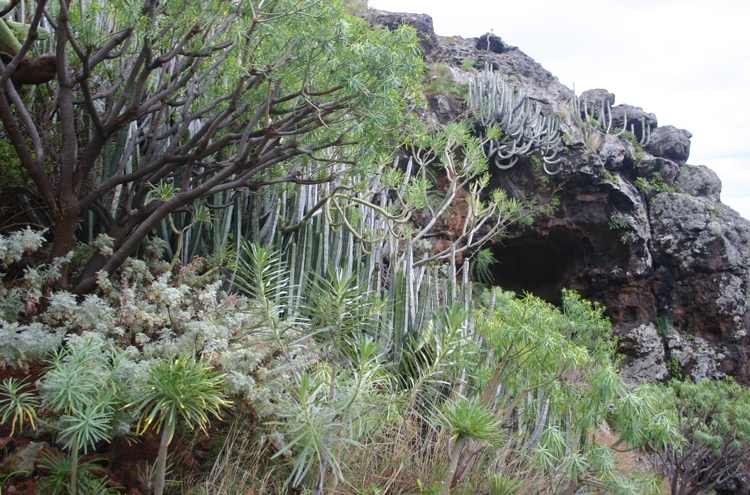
[{"xmin": 490, "ymin": 228, "xmax": 589, "ymax": 304}]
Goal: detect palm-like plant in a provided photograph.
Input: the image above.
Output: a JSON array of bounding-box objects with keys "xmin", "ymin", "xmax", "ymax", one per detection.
[
  {"xmin": 0, "ymin": 377, "xmax": 39, "ymax": 436},
  {"xmin": 132, "ymin": 355, "xmax": 228, "ymax": 495},
  {"xmin": 435, "ymin": 396, "xmax": 499, "ymax": 495}
]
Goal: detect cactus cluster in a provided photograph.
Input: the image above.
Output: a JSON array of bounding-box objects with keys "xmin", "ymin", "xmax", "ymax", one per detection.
[
  {"xmin": 570, "ymin": 89, "xmax": 651, "ymax": 148},
  {"xmin": 468, "ymin": 65, "xmax": 563, "ymax": 173}
]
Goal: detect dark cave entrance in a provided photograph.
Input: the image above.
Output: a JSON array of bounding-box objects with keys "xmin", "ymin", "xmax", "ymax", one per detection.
[{"xmin": 490, "ymin": 228, "xmax": 589, "ymax": 304}]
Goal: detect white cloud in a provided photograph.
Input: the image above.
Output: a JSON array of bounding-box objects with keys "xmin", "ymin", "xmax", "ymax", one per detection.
[{"xmin": 369, "ymin": 0, "xmax": 750, "ymax": 219}]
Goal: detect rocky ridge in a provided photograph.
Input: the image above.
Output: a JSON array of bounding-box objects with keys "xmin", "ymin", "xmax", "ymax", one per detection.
[{"xmin": 360, "ymin": 9, "xmax": 750, "ymax": 385}]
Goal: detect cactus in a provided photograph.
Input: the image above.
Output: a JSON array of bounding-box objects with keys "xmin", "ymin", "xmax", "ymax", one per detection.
[
  {"xmin": 570, "ymin": 88, "xmax": 651, "ymax": 148},
  {"xmin": 468, "ymin": 65, "xmax": 563, "ymax": 172}
]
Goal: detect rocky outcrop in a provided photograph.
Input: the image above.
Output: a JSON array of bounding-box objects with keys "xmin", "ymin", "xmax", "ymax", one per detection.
[
  {"xmin": 619, "ymin": 324, "xmax": 668, "ymax": 385},
  {"xmin": 645, "ymin": 126, "xmax": 693, "ymax": 164},
  {"xmin": 359, "ymin": 9, "xmax": 439, "ymax": 57},
  {"xmin": 362, "ymin": 9, "xmax": 750, "ymax": 385}
]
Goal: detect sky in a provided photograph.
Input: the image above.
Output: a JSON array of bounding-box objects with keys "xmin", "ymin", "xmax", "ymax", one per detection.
[{"xmin": 369, "ymin": 0, "xmax": 750, "ymax": 219}]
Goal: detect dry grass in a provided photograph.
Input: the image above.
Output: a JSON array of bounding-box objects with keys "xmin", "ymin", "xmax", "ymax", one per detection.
[
  {"xmin": 188, "ymin": 416, "xmax": 668, "ymax": 495},
  {"xmin": 189, "ymin": 424, "xmax": 289, "ymax": 495},
  {"xmin": 337, "ymin": 416, "xmax": 553, "ymax": 495},
  {"xmin": 585, "ymin": 131, "xmax": 603, "ymax": 151},
  {"xmin": 591, "ymin": 424, "xmax": 670, "ymax": 495}
]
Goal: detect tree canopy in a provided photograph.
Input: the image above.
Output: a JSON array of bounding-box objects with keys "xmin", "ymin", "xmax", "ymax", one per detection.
[{"xmin": 0, "ymin": 0, "xmax": 422, "ymax": 293}]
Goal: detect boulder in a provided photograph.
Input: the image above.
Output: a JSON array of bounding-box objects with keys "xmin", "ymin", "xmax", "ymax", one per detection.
[
  {"xmin": 610, "ymin": 104, "xmax": 658, "ymax": 137},
  {"xmin": 619, "ymin": 324, "xmax": 668, "ymax": 385},
  {"xmin": 676, "ymin": 164, "xmax": 722, "ymax": 202},
  {"xmin": 645, "ymin": 125, "xmax": 692, "ymax": 163},
  {"xmin": 636, "ymin": 156, "xmax": 680, "ymax": 185},
  {"xmin": 22, "ymin": 420, "xmax": 53, "ymax": 440},
  {"xmin": 580, "ymin": 88, "xmax": 615, "ymax": 108},
  {"xmin": 4, "ymin": 442, "xmax": 48, "ymax": 480},
  {"xmin": 476, "ymin": 33, "xmax": 510, "ymax": 54},
  {"xmin": 359, "ymin": 9, "xmax": 439, "ymax": 57}
]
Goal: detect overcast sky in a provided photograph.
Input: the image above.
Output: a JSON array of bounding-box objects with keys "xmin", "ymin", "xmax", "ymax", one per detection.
[{"xmin": 369, "ymin": 0, "xmax": 750, "ymax": 219}]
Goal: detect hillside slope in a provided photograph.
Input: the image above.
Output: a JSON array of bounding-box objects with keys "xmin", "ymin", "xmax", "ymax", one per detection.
[{"xmin": 362, "ymin": 9, "xmax": 750, "ymax": 385}]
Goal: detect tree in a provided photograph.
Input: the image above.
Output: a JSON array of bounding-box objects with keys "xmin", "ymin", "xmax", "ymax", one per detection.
[
  {"xmin": 0, "ymin": 0, "xmax": 421, "ymax": 293},
  {"xmin": 655, "ymin": 378, "xmax": 750, "ymax": 495}
]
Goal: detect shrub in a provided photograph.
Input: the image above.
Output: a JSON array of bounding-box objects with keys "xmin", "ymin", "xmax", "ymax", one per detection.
[{"xmin": 656, "ymin": 379, "xmax": 750, "ymax": 495}]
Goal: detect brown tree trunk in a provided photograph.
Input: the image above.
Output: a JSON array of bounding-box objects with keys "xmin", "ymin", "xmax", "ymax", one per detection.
[{"xmin": 48, "ymin": 200, "xmax": 80, "ymax": 288}]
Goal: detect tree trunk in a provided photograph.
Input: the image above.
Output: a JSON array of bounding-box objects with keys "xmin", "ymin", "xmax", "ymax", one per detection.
[
  {"xmin": 48, "ymin": 202, "xmax": 80, "ymax": 288},
  {"xmin": 73, "ymin": 222, "xmax": 130, "ymax": 292},
  {"xmin": 70, "ymin": 438, "xmax": 79, "ymax": 495}
]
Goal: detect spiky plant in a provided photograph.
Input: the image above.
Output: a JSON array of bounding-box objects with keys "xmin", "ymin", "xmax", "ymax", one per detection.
[
  {"xmin": 0, "ymin": 377, "xmax": 39, "ymax": 436},
  {"xmin": 434, "ymin": 396, "xmax": 499, "ymax": 495},
  {"xmin": 132, "ymin": 355, "xmax": 228, "ymax": 495}
]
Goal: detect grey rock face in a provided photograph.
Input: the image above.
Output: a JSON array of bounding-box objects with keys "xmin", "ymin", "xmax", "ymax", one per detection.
[
  {"xmin": 650, "ymin": 194, "xmax": 750, "ymax": 359},
  {"xmin": 645, "ymin": 125, "xmax": 693, "ymax": 163},
  {"xmin": 651, "ymin": 194, "xmax": 750, "ymax": 275},
  {"xmin": 359, "ymin": 9, "xmax": 439, "ymax": 56},
  {"xmin": 619, "ymin": 324, "xmax": 668, "ymax": 385},
  {"xmin": 636, "ymin": 156, "xmax": 680, "ymax": 185},
  {"xmin": 666, "ymin": 332, "xmax": 726, "ymax": 382},
  {"xmin": 676, "ymin": 164, "xmax": 722, "ymax": 202}
]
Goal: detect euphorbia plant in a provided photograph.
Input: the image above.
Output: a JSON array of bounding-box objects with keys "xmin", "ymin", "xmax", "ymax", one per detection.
[
  {"xmin": 38, "ymin": 341, "xmax": 124, "ymax": 495},
  {"xmin": 132, "ymin": 355, "xmax": 228, "ymax": 495},
  {"xmin": 0, "ymin": 377, "xmax": 39, "ymax": 436}
]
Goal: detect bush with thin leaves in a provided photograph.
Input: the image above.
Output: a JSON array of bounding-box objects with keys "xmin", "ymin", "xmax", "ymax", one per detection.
[
  {"xmin": 435, "ymin": 396, "xmax": 499, "ymax": 495},
  {"xmin": 36, "ymin": 450, "xmax": 120, "ymax": 495},
  {"xmin": 37, "ymin": 339, "xmax": 133, "ymax": 495},
  {"xmin": 655, "ymin": 378, "xmax": 750, "ymax": 495}
]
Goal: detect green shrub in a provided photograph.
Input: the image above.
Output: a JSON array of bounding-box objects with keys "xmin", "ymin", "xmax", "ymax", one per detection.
[
  {"xmin": 424, "ymin": 63, "xmax": 461, "ymax": 97},
  {"xmin": 666, "ymin": 356, "xmax": 683, "ymax": 381},
  {"xmin": 656, "ymin": 379, "xmax": 750, "ymax": 495},
  {"xmin": 652, "ymin": 313, "xmax": 674, "ymax": 338}
]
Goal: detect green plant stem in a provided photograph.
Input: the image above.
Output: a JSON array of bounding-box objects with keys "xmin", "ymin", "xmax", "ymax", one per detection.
[
  {"xmin": 71, "ymin": 439, "xmax": 79, "ymax": 495},
  {"xmin": 441, "ymin": 436, "xmax": 466, "ymax": 495},
  {"xmin": 155, "ymin": 420, "xmax": 175, "ymax": 495}
]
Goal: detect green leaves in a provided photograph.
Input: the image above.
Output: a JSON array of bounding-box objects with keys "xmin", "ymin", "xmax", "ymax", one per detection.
[
  {"xmin": 58, "ymin": 402, "xmax": 114, "ymax": 456},
  {"xmin": 40, "ymin": 340, "xmax": 121, "ymax": 416},
  {"xmin": 436, "ymin": 396, "xmax": 498, "ymax": 442},
  {"xmin": 0, "ymin": 377, "xmax": 39, "ymax": 436},
  {"xmin": 653, "ymin": 378, "xmax": 750, "ymax": 494},
  {"xmin": 305, "ymin": 266, "xmax": 386, "ymax": 351},
  {"xmin": 133, "ymin": 355, "xmax": 228, "ymax": 440}
]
